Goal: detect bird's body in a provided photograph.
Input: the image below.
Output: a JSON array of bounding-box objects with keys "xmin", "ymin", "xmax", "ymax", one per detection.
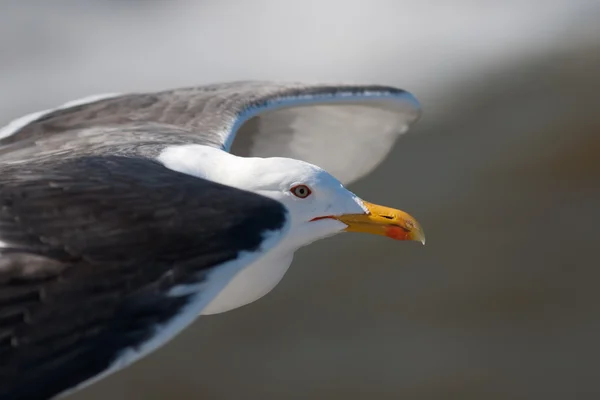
[
  {"xmin": 201, "ymin": 230, "xmax": 294, "ymax": 314},
  {"xmin": 0, "ymin": 81, "xmax": 424, "ymax": 399}
]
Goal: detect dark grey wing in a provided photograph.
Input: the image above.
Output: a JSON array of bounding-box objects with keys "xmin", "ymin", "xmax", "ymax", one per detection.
[
  {"xmin": 0, "ymin": 81, "xmax": 421, "ymax": 184},
  {"xmin": 0, "ymin": 156, "xmax": 289, "ymax": 400}
]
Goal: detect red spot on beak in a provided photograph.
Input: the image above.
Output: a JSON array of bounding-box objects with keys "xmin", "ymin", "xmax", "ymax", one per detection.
[{"xmin": 385, "ymin": 225, "xmax": 410, "ymax": 240}]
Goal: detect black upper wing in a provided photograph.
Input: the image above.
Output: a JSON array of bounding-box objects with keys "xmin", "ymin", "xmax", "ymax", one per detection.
[{"xmin": 0, "ymin": 155, "xmax": 288, "ymax": 400}]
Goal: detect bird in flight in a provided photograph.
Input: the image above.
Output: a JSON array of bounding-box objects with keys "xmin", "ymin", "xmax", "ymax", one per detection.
[{"xmin": 0, "ymin": 81, "xmax": 425, "ymax": 399}]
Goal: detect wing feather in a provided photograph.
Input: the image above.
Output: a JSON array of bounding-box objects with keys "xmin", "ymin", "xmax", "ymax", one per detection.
[
  {"xmin": 0, "ymin": 81, "xmax": 421, "ymax": 184},
  {"xmin": 0, "ymin": 155, "xmax": 289, "ymax": 400}
]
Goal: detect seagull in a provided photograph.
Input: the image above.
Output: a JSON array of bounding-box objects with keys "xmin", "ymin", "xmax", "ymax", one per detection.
[{"xmin": 0, "ymin": 81, "xmax": 425, "ymax": 399}]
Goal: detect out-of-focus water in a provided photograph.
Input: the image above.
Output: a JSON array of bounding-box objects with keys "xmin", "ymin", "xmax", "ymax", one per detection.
[{"xmin": 1, "ymin": 1, "xmax": 599, "ymax": 399}]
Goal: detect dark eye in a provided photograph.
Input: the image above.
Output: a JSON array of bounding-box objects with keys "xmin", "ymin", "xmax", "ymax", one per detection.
[{"xmin": 291, "ymin": 184, "xmax": 312, "ymax": 198}]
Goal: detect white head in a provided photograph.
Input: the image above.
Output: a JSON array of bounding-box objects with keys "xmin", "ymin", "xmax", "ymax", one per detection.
[{"xmin": 159, "ymin": 145, "xmax": 425, "ymax": 252}]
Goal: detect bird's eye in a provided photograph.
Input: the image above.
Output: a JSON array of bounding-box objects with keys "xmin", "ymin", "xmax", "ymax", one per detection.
[{"xmin": 290, "ymin": 184, "xmax": 312, "ymax": 198}]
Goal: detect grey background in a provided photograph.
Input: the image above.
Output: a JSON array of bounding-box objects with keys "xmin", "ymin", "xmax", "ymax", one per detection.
[{"xmin": 1, "ymin": 1, "xmax": 599, "ymax": 399}]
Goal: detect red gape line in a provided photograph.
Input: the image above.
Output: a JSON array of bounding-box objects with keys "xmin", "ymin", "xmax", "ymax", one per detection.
[{"xmin": 309, "ymin": 216, "xmax": 336, "ymax": 222}]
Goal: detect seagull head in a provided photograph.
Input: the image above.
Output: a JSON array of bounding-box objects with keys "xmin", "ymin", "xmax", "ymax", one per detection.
[
  {"xmin": 159, "ymin": 144, "xmax": 425, "ymax": 250},
  {"xmin": 225, "ymin": 156, "xmax": 425, "ymax": 248}
]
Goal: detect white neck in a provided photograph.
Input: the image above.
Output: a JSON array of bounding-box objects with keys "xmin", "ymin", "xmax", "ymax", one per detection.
[{"xmin": 201, "ymin": 204, "xmax": 340, "ymax": 314}]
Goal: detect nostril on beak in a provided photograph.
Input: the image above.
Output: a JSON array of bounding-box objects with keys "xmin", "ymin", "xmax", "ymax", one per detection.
[{"xmin": 381, "ymin": 215, "xmax": 394, "ymax": 220}]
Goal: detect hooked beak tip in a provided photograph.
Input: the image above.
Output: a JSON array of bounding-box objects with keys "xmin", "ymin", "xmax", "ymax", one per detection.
[{"xmin": 332, "ymin": 200, "xmax": 425, "ymax": 244}]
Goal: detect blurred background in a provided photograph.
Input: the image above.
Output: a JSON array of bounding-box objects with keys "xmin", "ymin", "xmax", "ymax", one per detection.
[{"xmin": 1, "ymin": 1, "xmax": 600, "ymax": 399}]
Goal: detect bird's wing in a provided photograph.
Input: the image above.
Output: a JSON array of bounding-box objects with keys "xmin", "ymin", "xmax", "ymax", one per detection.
[
  {"xmin": 0, "ymin": 81, "xmax": 421, "ymax": 184},
  {"xmin": 0, "ymin": 155, "xmax": 289, "ymax": 400},
  {"xmin": 222, "ymin": 82, "xmax": 421, "ymax": 184}
]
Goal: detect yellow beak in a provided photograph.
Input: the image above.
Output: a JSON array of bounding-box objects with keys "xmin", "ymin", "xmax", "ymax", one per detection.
[{"xmin": 333, "ymin": 201, "xmax": 425, "ymax": 244}]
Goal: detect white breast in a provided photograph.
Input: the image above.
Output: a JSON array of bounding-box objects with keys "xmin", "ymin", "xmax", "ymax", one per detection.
[{"xmin": 201, "ymin": 249, "xmax": 293, "ymax": 314}]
